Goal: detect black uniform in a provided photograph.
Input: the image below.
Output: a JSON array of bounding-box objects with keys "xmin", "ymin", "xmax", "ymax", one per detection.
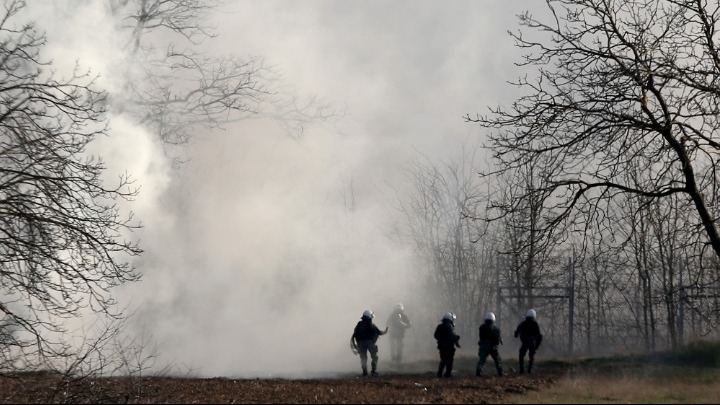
[
  {"xmin": 352, "ymin": 317, "xmax": 387, "ymax": 376},
  {"xmin": 514, "ymin": 317, "xmax": 543, "ymax": 373},
  {"xmin": 387, "ymin": 309, "xmax": 411, "ymax": 362},
  {"xmin": 476, "ymin": 320, "xmax": 504, "ymax": 376},
  {"xmin": 433, "ymin": 318, "xmax": 460, "ymax": 378}
]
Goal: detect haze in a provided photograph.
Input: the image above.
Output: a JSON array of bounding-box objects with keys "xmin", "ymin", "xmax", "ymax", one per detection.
[{"xmin": 21, "ymin": 1, "xmax": 540, "ymax": 377}]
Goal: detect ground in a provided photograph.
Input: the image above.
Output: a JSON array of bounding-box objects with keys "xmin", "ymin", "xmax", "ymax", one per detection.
[
  {"xmin": 0, "ymin": 357, "xmax": 556, "ymax": 404},
  {"xmin": 4, "ymin": 347, "xmax": 719, "ymax": 404}
]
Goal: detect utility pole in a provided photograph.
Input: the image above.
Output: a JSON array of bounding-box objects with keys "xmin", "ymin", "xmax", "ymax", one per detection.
[{"xmin": 568, "ymin": 255, "xmax": 575, "ymax": 355}]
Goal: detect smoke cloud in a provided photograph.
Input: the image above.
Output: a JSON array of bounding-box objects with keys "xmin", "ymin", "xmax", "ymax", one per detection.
[{"xmin": 21, "ymin": 1, "xmax": 538, "ymax": 377}]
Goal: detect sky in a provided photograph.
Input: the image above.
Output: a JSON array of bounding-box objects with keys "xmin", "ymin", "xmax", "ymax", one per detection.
[{"xmin": 22, "ymin": 1, "xmax": 543, "ymax": 378}]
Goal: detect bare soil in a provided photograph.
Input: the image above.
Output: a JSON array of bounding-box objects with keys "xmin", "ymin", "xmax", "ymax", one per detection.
[{"xmin": 0, "ymin": 358, "xmax": 558, "ymax": 404}]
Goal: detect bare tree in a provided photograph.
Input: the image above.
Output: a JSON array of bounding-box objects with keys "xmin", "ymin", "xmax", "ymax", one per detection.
[
  {"xmin": 0, "ymin": 0, "xmax": 141, "ymax": 370},
  {"xmin": 467, "ymin": 0, "xmax": 720, "ymax": 264},
  {"xmin": 395, "ymin": 145, "xmax": 493, "ymax": 338},
  {"xmin": 614, "ymin": 192, "xmax": 659, "ymax": 352},
  {"xmin": 41, "ymin": 317, "xmax": 181, "ymax": 403},
  {"xmin": 492, "ymin": 159, "xmax": 569, "ymax": 310},
  {"xmin": 109, "ymin": 0, "xmax": 339, "ymax": 151}
]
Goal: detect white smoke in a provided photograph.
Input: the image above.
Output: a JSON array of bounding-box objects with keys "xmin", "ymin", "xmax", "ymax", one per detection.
[
  {"xmin": 20, "ymin": 1, "xmax": 534, "ymax": 377},
  {"xmin": 126, "ymin": 123, "xmax": 420, "ymax": 376}
]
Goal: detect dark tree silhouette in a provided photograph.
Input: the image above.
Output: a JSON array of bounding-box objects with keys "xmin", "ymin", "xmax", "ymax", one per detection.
[
  {"xmin": 468, "ymin": 0, "xmax": 720, "ymax": 264},
  {"xmin": 0, "ymin": 0, "xmax": 141, "ymax": 369}
]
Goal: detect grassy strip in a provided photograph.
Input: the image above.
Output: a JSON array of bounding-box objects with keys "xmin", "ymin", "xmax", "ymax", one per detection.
[{"xmin": 503, "ymin": 340, "xmax": 720, "ymax": 404}]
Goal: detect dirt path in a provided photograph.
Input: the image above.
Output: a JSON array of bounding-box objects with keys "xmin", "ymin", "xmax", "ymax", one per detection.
[{"xmin": 0, "ymin": 369, "xmax": 558, "ymax": 403}]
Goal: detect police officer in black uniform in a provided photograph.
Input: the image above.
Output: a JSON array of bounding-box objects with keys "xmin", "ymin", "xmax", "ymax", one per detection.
[
  {"xmin": 351, "ymin": 309, "xmax": 388, "ymax": 377},
  {"xmin": 476, "ymin": 312, "xmax": 504, "ymax": 377},
  {"xmin": 434, "ymin": 312, "xmax": 460, "ymax": 378},
  {"xmin": 514, "ymin": 308, "xmax": 543, "ymax": 374}
]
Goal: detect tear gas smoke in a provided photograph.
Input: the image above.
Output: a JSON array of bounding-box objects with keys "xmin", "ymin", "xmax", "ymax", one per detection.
[{"xmin": 22, "ymin": 1, "xmax": 529, "ymax": 377}]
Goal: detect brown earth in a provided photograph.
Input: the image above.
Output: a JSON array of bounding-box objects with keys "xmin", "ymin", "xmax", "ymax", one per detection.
[{"xmin": 0, "ymin": 358, "xmax": 558, "ymax": 404}]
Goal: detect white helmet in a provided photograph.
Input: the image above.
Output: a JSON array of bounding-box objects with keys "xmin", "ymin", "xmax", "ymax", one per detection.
[
  {"xmin": 362, "ymin": 309, "xmax": 374, "ymax": 319},
  {"xmin": 526, "ymin": 309, "xmax": 536, "ymax": 319},
  {"xmin": 395, "ymin": 303, "xmax": 404, "ymax": 311},
  {"xmin": 442, "ymin": 312, "xmax": 456, "ymax": 322},
  {"xmin": 485, "ymin": 312, "xmax": 496, "ymax": 322}
]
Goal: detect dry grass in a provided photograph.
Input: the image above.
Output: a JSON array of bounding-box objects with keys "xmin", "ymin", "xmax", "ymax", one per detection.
[
  {"xmin": 506, "ymin": 371, "xmax": 720, "ymax": 404},
  {"xmin": 503, "ymin": 361, "xmax": 720, "ymax": 404}
]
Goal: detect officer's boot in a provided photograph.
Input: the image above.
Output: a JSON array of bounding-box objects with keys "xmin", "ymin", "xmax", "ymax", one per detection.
[
  {"xmin": 518, "ymin": 357, "xmax": 525, "ymax": 374},
  {"xmin": 528, "ymin": 359, "xmax": 533, "ymax": 374},
  {"xmin": 437, "ymin": 363, "xmax": 444, "ymax": 378},
  {"xmin": 445, "ymin": 359, "xmax": 453, "ymax": 378}
]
